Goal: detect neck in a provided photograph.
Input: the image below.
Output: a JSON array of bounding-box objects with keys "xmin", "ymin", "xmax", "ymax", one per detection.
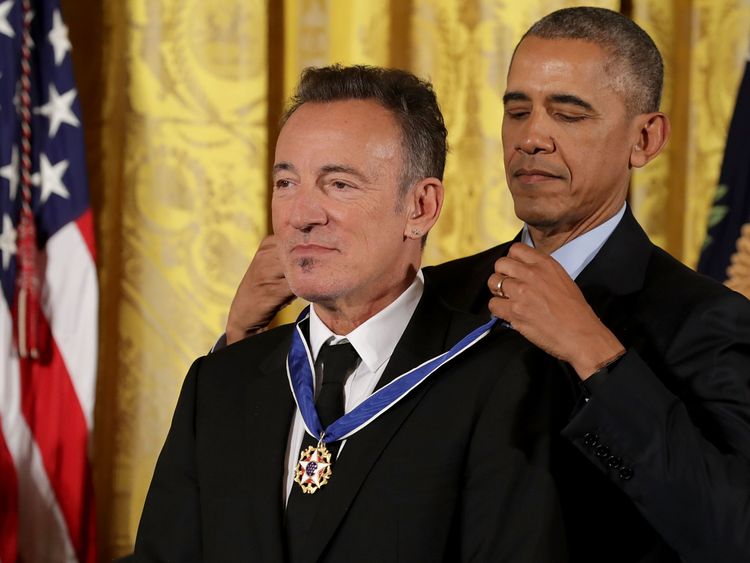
[
  {"xmin": 528, "ymin": 203, "xmax": 624, "ymax": 254},
  {"xmin": 313, "ymin": 268, "xmax": 418, "ymax": 335}
]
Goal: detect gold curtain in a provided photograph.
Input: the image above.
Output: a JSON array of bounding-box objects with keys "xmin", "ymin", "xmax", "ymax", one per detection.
[
  {"xmin": 631, "ymin": 0, "xmax": 750, "ymax": 266},
  {"xmin": 59, "ymin": 0, "xmax": 749, "ymax": 559}
]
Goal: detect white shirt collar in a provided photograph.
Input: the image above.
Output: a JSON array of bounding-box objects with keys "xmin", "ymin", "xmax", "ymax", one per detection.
[
  {"xmin": 521, "ymin": 203, "xmax": 626, "ymax": 280},
  {"xmin": 308, "ymin": 271, "xmax": 424, "ymax": 375}
]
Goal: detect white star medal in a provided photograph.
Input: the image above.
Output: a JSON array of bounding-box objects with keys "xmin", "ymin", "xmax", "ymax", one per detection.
[
  {"xmin": 288, "ymin": 308, "xmax": 498, "ymax": 495},
  {"xmin": 293, "ymin": 439, "xmax": 333, "ymax": 494}
]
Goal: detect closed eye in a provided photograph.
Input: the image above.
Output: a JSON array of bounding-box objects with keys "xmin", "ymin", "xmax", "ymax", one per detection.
[
  {"xmin": 556, "ymin": 113, "xmax": 587, "ymax": 123},
  {"xmin": 505, "ymin": 108, "xmax": 529, "ymax": 120}
]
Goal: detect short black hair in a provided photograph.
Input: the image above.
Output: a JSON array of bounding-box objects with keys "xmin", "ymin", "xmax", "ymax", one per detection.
[
  {"xmin": 283, "ymin": 65, "xmax": 448, "ymax": 198},
  {"xmin": 521, "ymin": 6, "xmax": 663, "ymax": 114}
]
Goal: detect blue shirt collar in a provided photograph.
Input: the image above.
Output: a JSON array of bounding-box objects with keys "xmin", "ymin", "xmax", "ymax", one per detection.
[{"xmin": 521, "ymin": 203, "xmax": 626, "ymax": 280}]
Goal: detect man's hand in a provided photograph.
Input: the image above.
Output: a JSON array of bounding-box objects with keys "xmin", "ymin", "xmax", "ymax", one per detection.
[
  {"xmin": 225, "ymin": 235, "xmax": 296, "ymax": 345},
  {"xmin": 487, "ymin": 243, "xmax": 624, "ymax": 379}
]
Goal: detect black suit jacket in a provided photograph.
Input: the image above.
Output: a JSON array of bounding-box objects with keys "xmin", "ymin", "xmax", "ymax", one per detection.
[
  {"xmin": 425, "ymin": 207, "xmax": 750, "ymax": 563},
  {"xmin": 133, "ymin": 285, "xmax": 568, "ymax": 562}
]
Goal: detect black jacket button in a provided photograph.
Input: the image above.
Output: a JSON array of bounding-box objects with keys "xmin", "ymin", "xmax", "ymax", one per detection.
[
  {"xmin": 583, "ymin": 432, "xmax": 599, "ymax": 447},
  {"xmin": 607, "ymin": 455, "xmax": 623, "ymax": 469},
  {"xmin": 595, "ymin": 444, "xmax": 610, "ymax": 458},
  {"xmin": 618, "ymin": 466, "xmax": 634, "ymax": 480}
]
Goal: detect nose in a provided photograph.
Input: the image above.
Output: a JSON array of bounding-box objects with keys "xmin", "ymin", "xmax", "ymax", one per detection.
[
  {"xmin": 514, "ymin": 112, "xmax": 555, "ymax": 155},
  {"xmin": 288, "ymin": 185, "xmax": 328, "ymax": 232}
]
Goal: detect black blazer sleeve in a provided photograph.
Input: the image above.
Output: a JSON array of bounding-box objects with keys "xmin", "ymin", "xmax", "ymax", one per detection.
[
  {"xmin": 133, "ymin": 358, "xmax": 204, "ymax": 562},
  {"xmin": 563, "ymin": 290, "xmax": 750, "ymax": 563}
]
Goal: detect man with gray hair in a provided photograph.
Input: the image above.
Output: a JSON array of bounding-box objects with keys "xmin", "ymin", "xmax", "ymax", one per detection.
[
  {"xmin": 133, "ymin": 65, "xmax": 566, "ymax": 562},
  {"xmin": 224, "ymin": 7, "xmax": 750, "ymax": 562}
]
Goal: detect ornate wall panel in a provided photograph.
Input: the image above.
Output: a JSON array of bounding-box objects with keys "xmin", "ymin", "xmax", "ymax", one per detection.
[
  {"xmin": 94, "ymin": 0, "xmax": 270, "ymax": 556},
  {"xmin": 632, "ymin": 0, "xmax": 750, "ymax": 266}
]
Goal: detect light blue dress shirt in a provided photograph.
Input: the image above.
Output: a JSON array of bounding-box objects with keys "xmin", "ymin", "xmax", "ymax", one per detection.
[{"xmin": 521, "ymin": 204, "xmax": 627, "ymax": 280}]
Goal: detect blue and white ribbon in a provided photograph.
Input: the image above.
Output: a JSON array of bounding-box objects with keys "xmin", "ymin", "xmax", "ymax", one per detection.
[{"xmin": 286, "ymin": 306, "xmax": 499, "ymax": 444}]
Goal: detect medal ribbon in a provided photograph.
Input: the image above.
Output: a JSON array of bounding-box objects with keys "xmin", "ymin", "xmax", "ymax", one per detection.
[{"xmin": 287, "ymin": 306, "xmax": 498, "ymax": 444}]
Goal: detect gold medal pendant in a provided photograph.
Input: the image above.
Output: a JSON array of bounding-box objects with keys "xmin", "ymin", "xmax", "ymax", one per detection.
[{"xmin": 294, "ymin": 441, "xmax": 333, "ymax": 494}]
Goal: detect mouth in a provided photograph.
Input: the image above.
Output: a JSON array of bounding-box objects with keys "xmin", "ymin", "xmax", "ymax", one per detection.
[
  {"xmin": 513, "ymin": 168, "xmax": 563, "ymax": 184},
  {"xmin": 290, "ymin": 243, "xmax": 337, "ymax": 256}
]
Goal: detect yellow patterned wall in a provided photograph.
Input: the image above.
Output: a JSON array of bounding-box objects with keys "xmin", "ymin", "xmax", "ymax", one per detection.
[
  {"xmin": 86, "ymin": 0, "xmax": 270, "ymax": 557},
  {"xmin": 631, "ymin": 0, "xmax": 750, "ymax": 267},
  {"xmin": 59, "ymin": 0, "xmax": 750, "ymax": 559}
]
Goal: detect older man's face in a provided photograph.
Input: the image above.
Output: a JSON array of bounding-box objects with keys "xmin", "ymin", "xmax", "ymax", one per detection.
[
  {"xmin": 502, "ymin": 37, "xmax": 644, "ymax": 235},
  {"xmin": 272, "ymin": 99, "xmax": 413, "ymax": 310}
]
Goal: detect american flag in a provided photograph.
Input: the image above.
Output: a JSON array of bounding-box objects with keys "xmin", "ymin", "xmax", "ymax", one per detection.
[{"xmin": 0, "ymin": 0, "xmax": 98, "ymax": 561}]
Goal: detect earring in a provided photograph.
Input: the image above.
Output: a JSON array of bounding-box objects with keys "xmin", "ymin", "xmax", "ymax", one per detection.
[{"xmin": 411, "ymin": 228, "xmax": 421, "ymax": 236}]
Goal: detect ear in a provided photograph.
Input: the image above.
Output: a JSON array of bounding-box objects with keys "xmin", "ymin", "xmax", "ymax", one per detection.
[
  {"xmin": 629, "ymin": 112, "xmax": 670, "ymax": 168},
  {"xmin": 403, "ymin": 177, "xmax": 444, "ymax": 240}
]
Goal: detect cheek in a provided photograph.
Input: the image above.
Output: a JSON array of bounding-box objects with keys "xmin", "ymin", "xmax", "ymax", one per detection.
[
  {"xmin": 270, "ymin": 199, "xmax": 286, "ymax": 233},
  {"xmin": 501, "ymin": 127, "xmax": 516, "ymax": 160}
]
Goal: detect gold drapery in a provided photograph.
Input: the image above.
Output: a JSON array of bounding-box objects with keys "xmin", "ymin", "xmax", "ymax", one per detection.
[
  {"xmin": 631, "ymin": 0, "xmax": 750, "ymax": 267},
  {"xmin": 60, "ymin": 0, "xmax": 750, "ymax": 558}
]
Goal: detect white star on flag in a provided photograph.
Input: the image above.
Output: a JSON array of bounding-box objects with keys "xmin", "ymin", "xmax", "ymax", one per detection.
[
  {"xmin": 36, "ymin": 84, "xmax": 80, "ymax": 137},
  {"xmin": 0, "ymin": 0, "xmax": 14, "ymax": 39},
  {"xmin": 0, "ymin": 145, "xmax": 19, "ymax": 200},
  {"xmin": 0, "ymin": 214, "xmax": 17, "ymax": 270},
  {"xmin": 32, "ymin": 154, "xmax": 70, "ymax": 203},
  {"xmin": 48, "ymin": 9, "xmax": 71, "ymax": 65}
]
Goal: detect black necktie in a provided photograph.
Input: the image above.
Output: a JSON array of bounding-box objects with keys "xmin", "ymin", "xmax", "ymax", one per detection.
[
  {"xmin": 314, "ymin": 341, "xmax": 360, "ymax": 430},
  {"xmin": 286, "ymin": 342, "xmax": 359, "ymax": 562},
  {"xmin": 285, "ymin": 340, "xmax": 360, "ymax": 560}
]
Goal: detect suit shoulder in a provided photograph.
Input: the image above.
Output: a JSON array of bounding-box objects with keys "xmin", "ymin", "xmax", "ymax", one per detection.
[
  {"xmin": 626, "ymin": 245, "xmax": 750, "ymax": 354},
  {"xmin": 200, "ymin": 323, "xmax": 295, "ymax": 376},
  {"xmin": 425, "ymin": 243, "xmax": 509, "ymax": 282},
  {"xmin": 423, "ymin": 243, "xmax": 513, "ymax": 314},
  {"xmin": 647, "ymin": 245, "xmax": 750, "ymax": 309}
]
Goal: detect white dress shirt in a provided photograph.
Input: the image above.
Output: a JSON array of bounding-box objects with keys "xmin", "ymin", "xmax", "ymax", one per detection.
[
  {"xmin": 283, "ymin": 271, "xmax": 424, "ymax": 502},
  {"xmin": 521, "ymin": 203, "xmax": 626, "ymax": 280}
]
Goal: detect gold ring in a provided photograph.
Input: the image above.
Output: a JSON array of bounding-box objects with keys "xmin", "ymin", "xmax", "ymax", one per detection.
[{"xmin": 497, "ymin": 276, "xmax": 507, "ymax": 298}]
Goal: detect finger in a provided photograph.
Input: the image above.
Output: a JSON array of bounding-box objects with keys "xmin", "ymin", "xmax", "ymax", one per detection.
[
  {"xmin": 507, "ymin": 243, "xmax": 566, "ymax": 274},
  {"xmin": 493, "ymin": 255, "xmax": 533, "ymax": 280},
  {"xmin": 257, "ymin": 234, "xmax": 279, "ymax": 250},
  {"xmin": 503, "ymin": 243, "xmax": 569, "ymax": 281},
  {"xmin": 488, "ymin": 295, "xmax": 513, "ymax": 322},
  {"xmin": 487, "ymin": 273, "xmax": 513, "ymax": 298},
  {"xmin": 506, "ymin": 242, "xmax": 547, "ymax": 263}
]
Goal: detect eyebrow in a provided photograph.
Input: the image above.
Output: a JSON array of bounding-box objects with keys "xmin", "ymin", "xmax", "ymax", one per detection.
[
  {"xmin": 272, "ymin": 162, "xmax": 370, "ymax": 182},
  {"xmin": 503, "ymin": 91, "xmax": 595, "ymax": 112},
  {"xmin": 319, "ymin": 164, "xmax": 369, "ymax": 182},
  {"xmin": 548, "ymin": 94, "xmax": 594, "ymax": 111},
  {"xmin": 503, "ymin": 91, "xmax": 530, "ymax": 105},
  {"xmin": 272, "ymin": 161, "xmax": 296, "ymax": 175}
]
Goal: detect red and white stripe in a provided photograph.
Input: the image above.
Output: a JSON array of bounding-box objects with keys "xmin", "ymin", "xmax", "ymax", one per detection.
[{"xmin": 0, "ymin": 214, "xmax": 98, "ymax": 563}]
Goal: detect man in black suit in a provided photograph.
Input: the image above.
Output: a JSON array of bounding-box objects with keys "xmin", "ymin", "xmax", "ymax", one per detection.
[
  {"xmin": 222, "ymin": 8, "xmax": 750, "ymax": 563},
  {"xmin": 133, "ymin": 66, "xmax": 566, "ymax": 562}
]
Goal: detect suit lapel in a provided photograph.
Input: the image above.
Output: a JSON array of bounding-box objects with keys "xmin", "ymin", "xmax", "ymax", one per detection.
[
  {"xmin": 574, "ymin": 207, "xmax": 652, "ymax": 341},
  {"xmin": 242, "ymin": 329, "xmax": 296, "ymax": 561},
  {"xmin": 576, "ymin": 207, "xmax": 653, "ymax": 300},
  {"xmin": 297, "ymin": 286, "xmax": 485, "ymax": 563},
  {"xmin": 576, "ymin": 207, "xmax": 651, "ymax": 296},
  {"xmin": 375, "ymin": 284, "xmax": 456, "ymax": 390}
]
